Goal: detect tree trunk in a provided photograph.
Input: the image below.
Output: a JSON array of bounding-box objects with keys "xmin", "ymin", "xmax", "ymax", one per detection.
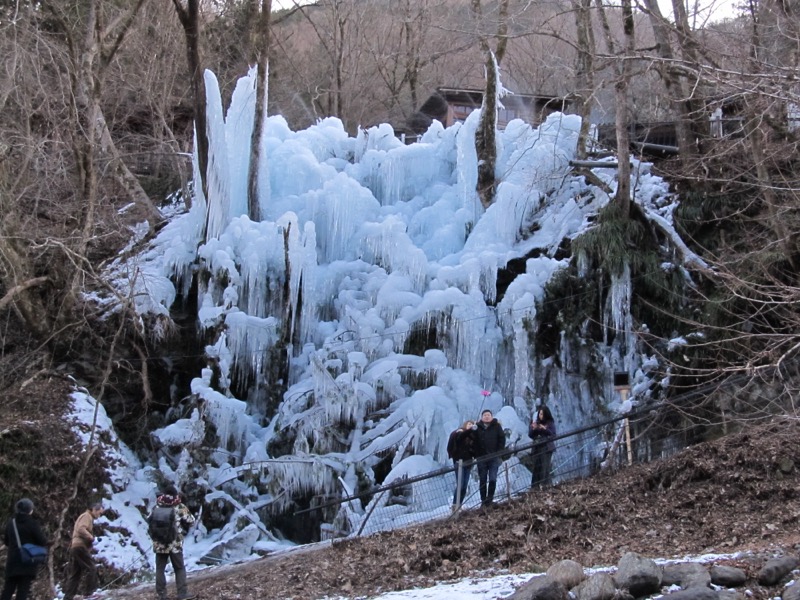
[
  {"xmin": 470, "ymin": 0, "xmax": 508, "ymax": 209},
  {"xmin": 96, "ymin": 104, "xmax": 163, "ymax": 225},
  {"xmin": 172, "ymin": 0, "xmax": 209, "ymax": 200},
  {"xmin": 669, "ymin": 0, "xmax": 709, "ymax": 153},
  {"xmin": 476, "ymin": 51, "xmax": 498, "ymax": 209},
  {"xmin": 247, "ymin": 0, "xmax": 272, "ymax": 222},
  {"xmin": 639, "ymin": 0, "xmax": 696, "ymax": 160},
  {"xmin": 572, "ymin": 0, "xmax": 596, "ymax": 160},
  {"xmin": 613, "ymin": 0, "xmax": 634, "ymax": 213}
]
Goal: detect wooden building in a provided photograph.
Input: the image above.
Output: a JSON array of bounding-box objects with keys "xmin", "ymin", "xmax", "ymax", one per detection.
[{"xmin": 405, "ymin": 87, "xmax": 570, "ymax": 138}]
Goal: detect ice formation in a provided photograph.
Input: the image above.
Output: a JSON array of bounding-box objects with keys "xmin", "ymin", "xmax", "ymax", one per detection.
[{"xmin": 108, "ymin": 66, "xmax": 690, "ymax": 554}]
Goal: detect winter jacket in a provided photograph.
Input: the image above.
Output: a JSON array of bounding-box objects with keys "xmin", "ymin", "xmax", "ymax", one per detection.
[
  {"xmin": 3, "ymin": 512, "xmax": 48, "ymax": 578},
  {"xmin": 70, "ymin": 509, "xmax": 96, "ymax": 549},
  {"xmin": 528, "ymin": 420, "xmax": 557, "ymax": 453},
  {"xmin": 150, "ymin": 498, "xmax": 195, "ymax": 555},
  {"xmin": 447, "ymin": 427, "xmax": 478, "ymax": 462},
  {"xmin": 474, "ymin": 419, "xmax": 506, "ymax": 457}
]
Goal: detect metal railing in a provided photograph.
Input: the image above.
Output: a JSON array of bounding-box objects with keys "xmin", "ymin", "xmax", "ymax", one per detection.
[{"xmin": 294, "ymin": 367, "xmax": 796, "ymax": 540}]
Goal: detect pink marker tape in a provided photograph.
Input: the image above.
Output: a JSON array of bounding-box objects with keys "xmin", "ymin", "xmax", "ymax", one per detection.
[{"xmin": 481, "ymin": 390, "xmax": 491, "ymax": 396}]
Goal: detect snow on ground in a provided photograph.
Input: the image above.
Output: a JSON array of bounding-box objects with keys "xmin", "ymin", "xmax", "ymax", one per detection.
[{"xmin": 325, "ymin": 553, "xmax": 746, "ymax": 600}]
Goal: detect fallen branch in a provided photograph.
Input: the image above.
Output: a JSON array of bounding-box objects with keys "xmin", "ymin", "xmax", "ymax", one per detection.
[
  {"xmin": 0, "ymin": 276, "xmax": 48, "ymax": 311},
  {"xmin": 572, "ymin": 167, "xmax": 614, "ymax": 195}
]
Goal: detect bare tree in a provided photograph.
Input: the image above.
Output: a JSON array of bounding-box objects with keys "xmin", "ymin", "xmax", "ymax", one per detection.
[
  {"xmin": 572, "ymin": 0, "xmax": 597, "ymax": 159},
  {"xmin": 470, "ymin": 0, "xmax": 510, "ymax": 209},
  {"xmin": 592, "ymin": 0, "xmax": 633, "ymax": 211},
  {"xmin": 173, "ymin": 0, "xmax": 209, "ymax": 200},
  {"xmin": 247, "ymin": 0, "xmax": 272, "ymax": 222},
  {"xmin": 44, "ymin": 0, "xmax": 161, "ymax": 257}
]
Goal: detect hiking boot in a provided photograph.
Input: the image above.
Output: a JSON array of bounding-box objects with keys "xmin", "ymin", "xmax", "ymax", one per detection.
[{"xmin": 177, "ymin": 594, "xmax": 197, "ymax": 600}]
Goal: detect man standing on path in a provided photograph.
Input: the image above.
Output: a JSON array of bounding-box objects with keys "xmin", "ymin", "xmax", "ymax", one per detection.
[
  {"xmin": 62, "ymin": 501, "xmax": 104, "ymax": 600},
  {"xmin": 149, "ymin": 484, "xmax": 196, "ymax": 600},
  {"xmin": 474, "ymin": 409, "xmax": 506, "ymax": 507}
]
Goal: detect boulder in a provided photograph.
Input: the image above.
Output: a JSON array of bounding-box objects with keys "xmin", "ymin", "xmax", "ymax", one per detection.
[
  {"xmin": 662, "ymin": 563, "xmax": 711, "ymax": 589},
  {"xmin": 660, "ymin": 588, "xmax": 719, "ymax": 600},
  {"xmin": 758, "ymin": 555, "xmax": 799, "ymax": 586},
  {"xmin": 782, "ymin": 580, "xmax": 800, "ymax": 600},
  {"xmin": 506, "ymin": 574, "xmax": 569, "ymax": 600},
  {"xmin": 717, "ymin": 591, "xmax": 747, "ymax": 600},
  {"xmin": 709, "ymin": 565, "xmax": 747, "ymax": 588},
  {"xmin": 546, "ymin": 559, "xmax": 586, "ymax": 589},
  {"xmin": 614, "ymin": 552, "xmax": 662, "ymax": 597},
  {"xmin": 572, "ymin": 572, "xmax": 617, "ymax": 600}
]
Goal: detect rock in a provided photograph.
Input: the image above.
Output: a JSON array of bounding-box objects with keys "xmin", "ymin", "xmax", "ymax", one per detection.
[
  {"xmin": 659, "ymin": 588, "xmax": 719, "ymax": 600},
  {"xmin": 197, "ymin": 524, "xmax": 260, "ymax": 566},
  {"xmin": 506, "ymin": 574, "xmax": 569, "ymax": 600},
  {"xmin": 717, "ymin": 591, "xmax": 747, "ymax": 600},
  {"xmin": 546, "ymin": 559, "xmax": 585, "ymax": 589},
  {"xmin": 758, "ymin": 555, "xmax": 799, "ymax": 586},
  {"xmin": 709, "ymin": 565, "xmax": 747, "ymax": 588},
  {"xmin": 572, "ymin": 572, "xmax": 616, "ymax": 600},
  {"xmin": 614, "ymin": 552, "xmax": 662, "ymax": 597},
  {"xmin": 783, "ymin": 581, "xmax": 800, "ymax": 600},
  {"xmin": 662, "ymin": 563, "xmax": 711, "ymax": 589}
]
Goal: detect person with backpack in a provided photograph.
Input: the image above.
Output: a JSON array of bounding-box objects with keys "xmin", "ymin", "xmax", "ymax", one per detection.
[
  {"xmin": 62, "ymin": 501, "xmax": 104, "ymax": 600},
  {"xmin": 1, "ymin": 498, "xmax": 49, "ymax": 600},
  {"xmin": 148, "ymin": 484, "xmax": 195, "ymax": 600},
  {"xmin": 474, "ymin": 409, "xmax": 506, "ymax": 507}
]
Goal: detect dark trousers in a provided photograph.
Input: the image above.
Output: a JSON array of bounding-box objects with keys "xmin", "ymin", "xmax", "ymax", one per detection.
[
  {"xmin": 477, "ymin": 456, "xmax": 500, "ymax": 504},
  {"xmin": 452, "ymin": 460, "xmax": 473, "ymax": 505},
  {"xmin": 62, "ymin": 545, "xmax": 98, "ymax": 600},
  {"xmin": 531, "ymin": 449, "xmax": 554, "ymax": 488},
  {"xmin": 0, "ymin": 575, "xmax": 35, "ymax": 600},
  {"xmin": 155, "ymin": 551, "xmax": 188, "ymax": 599}
]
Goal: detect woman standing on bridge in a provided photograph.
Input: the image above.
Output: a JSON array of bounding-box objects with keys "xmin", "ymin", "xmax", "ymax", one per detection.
[
  {"xmin": 447, "ymin": 420, "xmax": 478, "ymax": 511},
  {"xmin": 528, "ymin": 405, "xmax": 557, "ymax": 488}
]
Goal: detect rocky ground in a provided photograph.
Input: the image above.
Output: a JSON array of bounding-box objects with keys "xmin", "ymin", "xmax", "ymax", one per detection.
[{"xmin": 104, "ymin": 417, "xmax": 800, "ymax": 600}]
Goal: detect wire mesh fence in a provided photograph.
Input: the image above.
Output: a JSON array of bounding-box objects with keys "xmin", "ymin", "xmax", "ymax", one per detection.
[{"xmin": 294, "ymin": 367, "xmax": 797, "ymax": 541}]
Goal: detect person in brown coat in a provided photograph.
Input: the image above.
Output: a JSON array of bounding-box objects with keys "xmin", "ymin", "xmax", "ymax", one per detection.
[{"xmin": 62, "ymin": 502, "xmax": 104, "ymax": 600}]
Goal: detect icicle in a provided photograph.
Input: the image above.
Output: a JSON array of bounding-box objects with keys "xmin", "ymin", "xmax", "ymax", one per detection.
[
  {"xmin": 225, "ymin": 68, "xmax": 257, "ymax": 221},
  {"xmin": 203, "ymin": 70, "xmax": 232, "ymax": 240},
  {"xmin": 225, "ymin": 311, "xmax": 279, "ymax": 385}
]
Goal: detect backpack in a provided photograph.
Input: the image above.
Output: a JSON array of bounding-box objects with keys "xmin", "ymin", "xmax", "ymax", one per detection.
[{"xmin": 148, "ymin": 505, "xmax": 177, "ymax": 544}]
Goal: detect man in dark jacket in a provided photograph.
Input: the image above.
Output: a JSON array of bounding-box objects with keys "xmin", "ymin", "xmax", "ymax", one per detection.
[
  {"xmin": 1, "ymin": 498, "xmax": 49, "ymax": 600},
  {"xmin": 474, "ymin": 409, "xmax": 506, "ymax": 506}
]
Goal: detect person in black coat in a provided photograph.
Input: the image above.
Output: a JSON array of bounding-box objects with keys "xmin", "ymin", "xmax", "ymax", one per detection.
[
  {"xmin": 446, "ymin": 420, "xmax": 478, "ymax": 510},
  {"xmin": 474, "ymin": 410, "xmax": 506, "ymax": 506},
  {"xmin": 1, "ymin": 498, "xmax": 49, "ymax": 600},
  {"xmin": 528, "ymin": 405, "xmax": 557, "ymax": 488}
]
